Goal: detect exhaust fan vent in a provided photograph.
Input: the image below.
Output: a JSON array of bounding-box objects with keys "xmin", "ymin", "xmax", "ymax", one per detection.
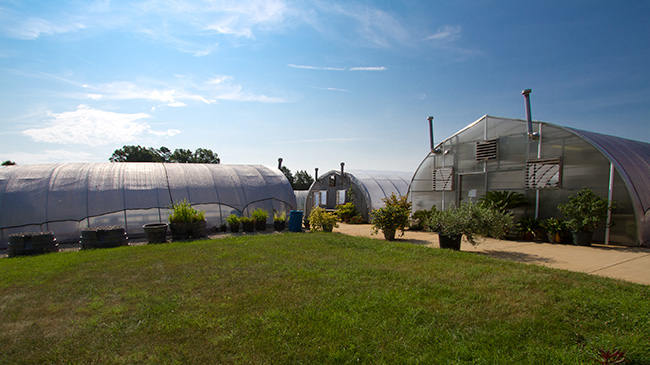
[
  {"xmin": 476, "ymin": 139, "xmax": 498, "ymax": 162},
  {"xmin": 433, "ymin": 167, "xmax": 454, "ymax": 191}
]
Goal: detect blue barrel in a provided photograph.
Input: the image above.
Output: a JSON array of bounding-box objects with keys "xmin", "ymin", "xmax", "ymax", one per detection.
[{"xmin": 288, "ymin": 210, "xmax": 303, "ymax": 232}]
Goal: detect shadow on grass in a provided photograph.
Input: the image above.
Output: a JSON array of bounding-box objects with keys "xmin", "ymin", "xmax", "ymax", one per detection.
[{"xmin": 477, "ymin": 250, "xmax": 556, "ymax": 264}]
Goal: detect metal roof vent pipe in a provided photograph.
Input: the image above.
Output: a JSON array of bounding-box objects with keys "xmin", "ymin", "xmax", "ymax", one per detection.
[
  {"xmin": 340, "ymin": 162, "xmax": 345, "ymax": 176},
  {"xmin": 522, "ymin": 89, "xmax": 540, "ymax": 140},
  {"xmin": 315, "ymin": 168, "xmax": 319, "ymax": 180},
  {"xmin": 278, "ymin": 157, "xmax": 283, "ymax": 170},
  {"xmin": 428, "ymin": 116, "xmax": 442, "ymax": 153}
]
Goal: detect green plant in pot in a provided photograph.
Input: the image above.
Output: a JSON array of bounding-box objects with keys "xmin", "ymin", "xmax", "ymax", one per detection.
[
  {"xmin": 370, "ymin": 193, "xmax": 412, "ymax": 241},
  {"xmin": 335, "ymin": 202, "xmax": 357, "ymax": 223},
  {"xmin": 540, "ymin": 217, "xmax": 566, "ymax": 243},
  {"xmin": 252, "ymin": 208, "xmax": 268, "ymax": 231},
  {"xmin": 273, "ymin": 211, "xmax": 286, "ymax": 231},
  {"xmin": 557, "ymin": 188, "xmax": 614, "ymax": 246},
  {"xmin": 308, "ymin": 207, "xmax": 338, "ymax": 232},
  {"xmin": 516, "ymin": 216, "xmax": 543, "ymax": 241},
  {"xmin": 168, "ymin": 200, "xmax": 207, "ymax": 240},
  {"xmin": 425, "ymin": 201, "xmax": 512, "ymax": 250},
  {"xmin": 226, "ymin": 214, "xmax": 240, "ymax": 233},
  {"xmin": 240, "ymin": 216, "xmax": 255, "ymax": 232}
]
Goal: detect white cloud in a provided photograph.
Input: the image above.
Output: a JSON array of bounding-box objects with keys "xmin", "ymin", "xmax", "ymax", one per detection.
[
  {"xmin": 312, "ymin": 87, "xmax": 350, "ymax": 92},
  {"xmin": 22, "ymin": 105, "xmax": 178, "ymax": 146},
  {"xmin": 425, "ymin": 25, "xmax": 462, "ymax": 42},
  {"xmin": 289, "ymin": 64, "xmax": 386, "ymax": 72},
  {"xmin": 85, "ymin": 76, "xmax": 285, "ymax": 105},
  {"xmin": 0, "ymin": 12, "xmax": 86, "ymax": 40},
  {"xmin": 5, "ymin": 149, "xmax": 98, "ymax": 164}
]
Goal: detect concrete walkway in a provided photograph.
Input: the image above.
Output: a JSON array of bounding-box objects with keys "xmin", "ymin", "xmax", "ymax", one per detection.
[{"xmin": 334, "ymin": 224, "xmax": 650, "ymax": 286}]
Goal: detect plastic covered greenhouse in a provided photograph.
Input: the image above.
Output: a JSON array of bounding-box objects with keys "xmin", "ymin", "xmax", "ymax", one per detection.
[
  {"xmin": 305, "ymin": 167, "xmax": 412, "ymax": 222},
  {"xmin": 0, "ymin": 163, "xmax": 296, "ymax": 247},
  {"xmin": 408, "ymin": 115, "xmax": 650, "ymax": 247}
]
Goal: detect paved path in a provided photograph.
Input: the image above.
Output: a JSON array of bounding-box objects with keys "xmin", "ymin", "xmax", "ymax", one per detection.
[{"xmin": 334, "ymin": 224, "xmax": 650, "ymax": 286}]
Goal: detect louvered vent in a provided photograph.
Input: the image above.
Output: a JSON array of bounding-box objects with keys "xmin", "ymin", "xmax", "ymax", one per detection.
[
  {"xmin": 476, "ymin": 139, "xmax": 498, "ymax": 161},
  {"xmin": 433, "ymin": 167, "xmax": 454, "ymax": 191},
  {"xmin": 526, "ymin": 158, "xmax": 562, "ymax": 189}
]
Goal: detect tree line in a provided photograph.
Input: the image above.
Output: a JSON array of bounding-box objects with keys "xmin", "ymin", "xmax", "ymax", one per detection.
[{"xmin": 111, "ymin": 145, "xmax": 314, "ymax": 190}]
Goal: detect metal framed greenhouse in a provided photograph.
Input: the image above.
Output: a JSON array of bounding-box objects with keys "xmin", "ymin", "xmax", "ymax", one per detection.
[
  {"xmin": 0, "ymin": 163, "xmax": 296, "ymax": 247},
  {"xmin": 408, "ymin": 115, "xmax": 650, "ymax": 247},
  {"xmin": 305, "ymin": 165, "xmax": 412, "ymax": 222}
]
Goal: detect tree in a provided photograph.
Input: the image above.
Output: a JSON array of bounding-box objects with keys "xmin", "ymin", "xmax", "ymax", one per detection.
[
  {"xmin": 280, "ymin": 166, "xmax": 294, "ymax": 186},
  {"xmin": 2, "ymin": 160, "xmax": 16, "ymax": 166},
  {"xmin": 293, "ymin": 170, "xmax": 314, "ymax": 190},
  {"xmin": 110, "ymin": 145, "xmax": 162, "ymax": 162},
  {"xmin": 109, "ymin": 145, "xmax": 220, "ymax": 164}
]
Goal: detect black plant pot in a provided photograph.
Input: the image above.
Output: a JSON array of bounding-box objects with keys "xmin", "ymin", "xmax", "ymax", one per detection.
[
  {"xmin": 274, "ymin": 220, "xmax": 286, "ymax": 231},
  {"xmin": 438, "ymin": 233, "xmax": 462, "ymax": 250},
  {"xmin": 143, "ymin": 223, "xmax": 168, "ymax": 244},
  {"xmin": 572, "ymin": 231, "xmax": 593, "ymax": 246},
  {"xmin": 242, "ymin": 221, "xmax": 255, "ymax": 232}
]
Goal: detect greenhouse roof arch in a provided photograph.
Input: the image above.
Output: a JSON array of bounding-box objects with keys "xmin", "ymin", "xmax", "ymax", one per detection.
[
  {"xmin": 408, "ymin": 115, "xmax": 650, "ymax": 247},
  {"xmin": 0, "ymin": 163, "xmax": 296, "ymax": 246}
]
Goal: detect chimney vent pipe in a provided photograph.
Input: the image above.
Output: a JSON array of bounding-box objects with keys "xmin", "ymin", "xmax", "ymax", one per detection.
[
  {"xmin": 340, "ymin": 162, "xmax": 345, "ymax": 176},
  {"xmin": 428, "ymin": 116, "xmax": 434, "ymax": 151},
  {"xmin": 522, "ymin": 89, "xmax": 539, "ymax": 140},
  {"xmin": 315, "ymin": 168, "xmax": 319, "ymax": 180},
  {"xmin": 277, "ymin": 157, "xmax": 283, "ymax": 170}
]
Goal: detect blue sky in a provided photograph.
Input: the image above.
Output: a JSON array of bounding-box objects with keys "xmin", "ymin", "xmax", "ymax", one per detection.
[{"xmin": 1, "ymin": 1, "xmax": 649, "ymax": 174}]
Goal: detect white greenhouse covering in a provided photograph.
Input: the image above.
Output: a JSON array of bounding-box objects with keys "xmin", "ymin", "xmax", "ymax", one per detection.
[{"xmin": 0, "ymin": 163, "xmax": 296, "ymax": 247}]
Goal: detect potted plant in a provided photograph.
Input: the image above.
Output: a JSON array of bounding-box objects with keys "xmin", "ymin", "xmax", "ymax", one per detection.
[
  {"xmin": 516, "ymin": 216, "xmax": 542, "ymax": 241},
  {"xmin": 226, "ymin": 214, "xmax": 240, "ymax": 233},
  {"xmin": 168, "ymin": 200, "xmax": 207, "ymax": 240},
  {"xmin": 425, "ymin": 202, "xmax": 512, "ymax": 250},
  {"xmin": 557, "ymin": 188, "xmax": 615, "ymax": 246},
  {"xmin": 308, "ymin": 207, "xmax": 339, "ymax": 232},
  {"xmin": 540, "ymin": 217, "xmax": 566, "ymax": 243},
  {"xmin": 273, "ymin": 211, "xmax": 286, "ymax": 231},
  {"xmin": 252, "ymin": 208, "xmax": 269, "ymax": 231},
  {"xmin": 335, "ymin": 202, "xmax": 357, "ymax": 223},
  {"xmin": 370, "ymin": 193, "xmax": 412, "ymax": 241},
  {"xmin": 240, "ymin": 216, "xmax": 255, "ymax": 232}
]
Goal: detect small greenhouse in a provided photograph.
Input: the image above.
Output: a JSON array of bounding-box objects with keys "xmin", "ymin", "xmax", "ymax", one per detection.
[
  {"xmin": 408, "ymin": 115, "xmax": 650, "ymax": 247},
  {"xmin": 305, "ymin": 165, "xmax": 412, "ymax": 222},
  {"xmin": 0, "ymin": 163, "xmax": 296, "ymax": 247}
]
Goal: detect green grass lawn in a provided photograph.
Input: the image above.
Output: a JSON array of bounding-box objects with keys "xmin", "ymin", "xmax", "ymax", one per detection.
[{"xmin": 1, "ymin": 232, "xmax": 649, "ymax": 364}]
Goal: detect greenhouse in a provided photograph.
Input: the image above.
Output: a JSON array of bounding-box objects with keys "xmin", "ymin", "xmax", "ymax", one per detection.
[
  {"xmin": 408, "ymin": 115, "xmax": 650, "ymax": 247},
  {"xmin": 0, "ymin": 163, "xmax": 296, "ymax": 247},
  {"xmin": 305, "ymin": 165, "xmax": 412, "ymax": 222}
]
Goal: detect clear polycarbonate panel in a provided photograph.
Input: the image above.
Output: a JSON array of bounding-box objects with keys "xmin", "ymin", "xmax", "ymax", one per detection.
[
  {"xmin": 125, "ymin": 208, "xmax": 163, "ymax": 235},
  {"xmin": 48, "ymin": 221, "xmax": 82, "ymax": 243},
  {"xmin": 1, "ymin": 164, "xmax": 52, "ymax": 227},
  {"xmin": 88, "ymin": 211, "xmax": 125, "ymax": 228},
  {"xmin": 347, "ymin": 170, "xmax": 411, "ymax": 211}
]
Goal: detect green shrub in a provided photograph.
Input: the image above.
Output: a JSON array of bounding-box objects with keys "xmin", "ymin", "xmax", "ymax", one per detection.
[
  {"xmin": 426, "ymin": 202, "xmax": 513, "ymax": 245},
  {"xmin": 273, "ymin": 211, "xmax": 286, "ymax": 222},
  {"xmin": 226, "ymin": 214, "xmax": 240, "ymax": 227},
  {"xmin": 557, "ymin": 188, "xmax": 614, "ymax": 232},
  {"xmin": 169, "ymin": 199, "xmax": 205, "ymax": 223},
  {"xmin": 371, "ymin": 193, "xmax": 412, "ymax": 238},
  {"xmin": 252, "ymin": 208, "xmax": 269, "ymax": 222},
  {"xmin": 479, "ymin": 190, "xmax": 528, "ymax": 211},
  {"xmin": 411, "ymin": 207, "xmax": 437, "ymax": 230},
  {"xmin": 309, "ymin": 207, "xmax": 338, "ymax": 232},
  {"xmin": 335, "ymin": 202, "xmax": 357, "ymax": 223}
]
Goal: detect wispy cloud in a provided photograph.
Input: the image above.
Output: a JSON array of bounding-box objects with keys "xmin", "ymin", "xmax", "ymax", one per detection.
[
  {"xmin": 0, "ymin": 6, "xmax": 86, "ymax": 40},
  {"xmin": 284, "ymin": 137, "xmax": 366, "ymax": 144},
  {"xmin": 312, "ymin": 86, "xmax": 350, "ymax": 92},
  {"xmin": 289, "ymin": 64, "xmax": 386, "ymax": 72},
  {"xmin": 425, "ymin": 25, "xmax": 462, "ymax": 42},
  {"xmin": 22, "ymin": 105, "xmax": 179, "ymax": 145},
  {"xmin": 84, "ymin": 75, "xmax": 286, "ymax": 106}
]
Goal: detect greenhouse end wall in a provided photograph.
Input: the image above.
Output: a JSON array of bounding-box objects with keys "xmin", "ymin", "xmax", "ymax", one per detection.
[
  {"xmin": 0, "ymin": 163, "xmax": 296, "ymax": 247},
  {"xmin": 409, "ymin": 115, "xmax": 642, "ymax": 246}
]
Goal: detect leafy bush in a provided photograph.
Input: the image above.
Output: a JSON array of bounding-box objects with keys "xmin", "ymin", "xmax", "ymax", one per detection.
[
  {"xmin": 558, "ymin": 188, "xmax": 614, "ymax": 232},
  {"xmin": 273, "ymin": 211, "xmax": 286, "ymax": 222},
  {"xmin": 371, "ymin": 193, "xmax": 412, "ymax": 238},
  {"xmin": 516, "ymin": 216, "xmax": 543, "ymax": 240},
  {"xmin": 410, "ymin": 207, "xmax": 437, "ymax": 231},
  {"xmin": 226, "ymin": 214, "xmax": 240, "ymax": 227},
  {"xmin": 479, "ymin": 190, "xmax": 528, "ymax": 211},
  {"xmin": 252, "ymin": 208, "xmax": 269, "ymax": 223},
  {"xmin": 169, "ymin": 200, "xmax": 205, "ymax": 223},
  {"xmin": 335, "ymin": 203, "xmax": 357, "ymax": 223},
  {"xmin": 425, "ymin": 201, "xmax": 513, "ymax": 245},
  {"xmin": 308, "ymin": 207, "xmax": 339, "ymax": 232},
  {"xmin": 349, "ymin": 214, "xmax": 366, "ymax": 224}
]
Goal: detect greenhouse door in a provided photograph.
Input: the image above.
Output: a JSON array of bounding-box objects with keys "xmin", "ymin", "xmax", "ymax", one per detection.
[{"xmin": 459, "ymin": 173, "xmax": 486, "ymax": 204}]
